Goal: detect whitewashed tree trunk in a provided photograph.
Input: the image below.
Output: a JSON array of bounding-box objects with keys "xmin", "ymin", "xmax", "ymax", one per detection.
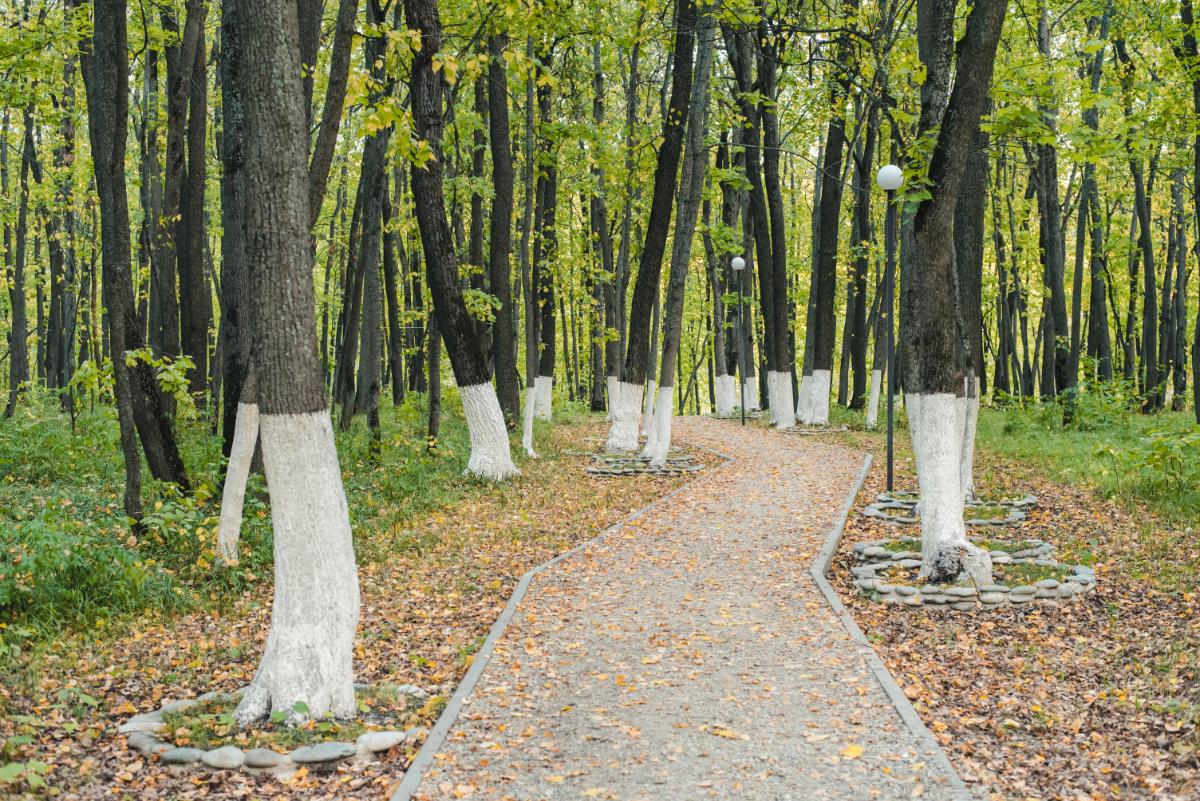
[
  {"xmin": 461, "ymin": 382, "xmax": 520, "ymax": 479},
  {"xmin": 643, "ymin": 385, "xmax": 674, "ymax": 467},
  {"xmin": 767, "ymin": 370, "xmax": 795, "ymax": 429},
  {"xmin": 865, "ymin": 368, "xmax": 883, "ymax": 428},
  {"xmin": 743, "ymin": 376, "xmax": 760, "ymax": 410},
  {"xmin": 521, "ymin": 385, "xmax": 538, "ymax": 457},
  {"xmin": 640, "ymin": 378, "xmax": 657, "ymax": 436},
  {"xmin": 217, "ymin": 402, "xmax": 259, "ymax": 565},
  {"xmin": 796, "ymin": 368, "xmax": 831, "ymax": 426},
  {"xmin": 714, "ymin": 373, "xmax": 736, "ymax": 415},
  {"xmin": 234, "ymin": 411, "xmax": 360, "ymax": 725},
  {"xmin": 959, "ymin": 376, "xmax": 980, "ymax": 502},
  {"xmin": 605, "ymin": 376, "xmax": 620, "ymax": 420},
  {"xmin": 533, "ymin": 375, "xmax": 552, "ymax": 420},
  {"xmin": 909, "ymin": 393, "xmax": 992, "ymax": 585},
  {"xmin": 606, "ymin": 380, "xmax": 644, "ymax": 452}
]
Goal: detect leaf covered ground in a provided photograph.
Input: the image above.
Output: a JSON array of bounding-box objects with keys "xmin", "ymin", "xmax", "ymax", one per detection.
[
  {"xmin": 830, "ymin": 414, "xmax": 1200, "ymax": 801},
  {"xmin": 0, "ymin": 416, "xmax": 706, "ymax": 800}
]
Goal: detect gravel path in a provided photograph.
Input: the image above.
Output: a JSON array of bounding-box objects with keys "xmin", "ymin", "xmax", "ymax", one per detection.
[{"xmin": 408, "ymin": 417, "xmax": 967, "ymax": 801}]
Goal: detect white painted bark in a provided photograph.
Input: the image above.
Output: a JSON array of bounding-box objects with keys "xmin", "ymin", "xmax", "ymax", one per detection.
[
  {"xmin": 606, "ymin": 381, "xmax": 644, "ymax": 452},
  {"xmin": 217, "ymin": 402, "xmax": 259, "ymax": 565},
  {"xmin": 960, "ymin": 376, "xmax": 980, "ymax": 502},
  {"xmin": 234, "ymin": 411, "xmax": 360, "ymax": 725},
  {"xmin": 714, "ymin": 374, "xmax": 736, "ymax": 415},
  {"xmin": 865, "ymin": 369, "xmax": 883, "ymax": 428},
  {"xmin": 796, "ymin": 369, "xmax": 831, "ymax": 426},
  {"xmin": 521, "ymin": 386, "xmax": 538, "ymax": 458},
  {"xmin": 743, "ymin": 376, "xmax": 760, "ymax": 410},
  {"xmin": 605, "ymin": 376, "xmax": 620, "ymax": 420},
  {"xmin": 906, "ymin": 393, "xmax": 924, "ymax": 516},
  {"xmin": 767, "ymin": 370, "xmax": 795, "ymax": 429},
  {"xmin": 640, "ymin": 379, "xmax": 657, "ymax": 437},
  {"xmin": 643, "ymin": 385, "xmax": 674, "ymax": 467},
  {"xmin": 534, "ymin": 375, "xmax": 552, "ymax": 421},
  {"xmin": 909, "ymin": 393, "xmax": 992, "ymax": 585},
  {"xmin": 461, "ymin": 383, "xmax": 520, "ymax": 480}
]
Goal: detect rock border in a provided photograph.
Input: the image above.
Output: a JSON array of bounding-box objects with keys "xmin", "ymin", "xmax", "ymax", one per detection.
[
  {"xmin": 862, "ymin": 500, "xmax": 1027, "ymax": 526},
  {"xmin": 584, "ymin": 452, "xmax": 704, "ymax": 477},
  {"xmin": 853, "ymin": 536, "xmax": 1054, "ymax": 566},
  {"xmin": 119, "ymin": 684, "xmax": 427, "ymax": 776},
  {"xmin": 849, "ymin": 559, "xmax": 1096, "ymax": 609},
  {"xmin": 877, "ymin": 489, "xmax": 1039, "ymax": 509}
]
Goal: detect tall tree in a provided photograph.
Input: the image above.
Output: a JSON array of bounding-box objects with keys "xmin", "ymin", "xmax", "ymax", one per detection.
[
  {"xmin": 406, "ymin": 0, "xmax": 518, "ymax": 479},
  {"xmin": 901, "ymin": 0, "xmax": 1006, "ymax": 585},
  {"xmin": 233, "ymin": 0, "xmax": 359, "ymax": 725},
  {"xmin": 606, "ymin": 0, "xmax": 697, "ymax": 451},
  {"xmin": 488, "ymin": 33, "xmax": 520, "ymax": 425}
]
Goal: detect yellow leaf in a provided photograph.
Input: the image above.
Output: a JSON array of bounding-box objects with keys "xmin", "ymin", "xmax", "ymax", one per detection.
[{"xmin": 841, "ymin": 744, "xmax": 864, "ymax": 759}]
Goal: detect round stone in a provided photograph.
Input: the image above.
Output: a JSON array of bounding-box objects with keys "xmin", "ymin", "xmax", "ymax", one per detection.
[
  {"xmin": 945, "ymin": 587, "xmax": 977, "ymax": 598},
  {"xmin": 897, "ymin": 558, "xmax": 922, "ymax": 568},
  {"xmin": 244, "ymin": 748, "xmax": 286, "ymax": 768},
  {"xmin": 980, "ymin": 584, "xmax": 1009, "ymax": 593},
  {"xmin": 160, "ymin": 747, "xmax": 205, "ymax": 765},
  {"xmin": 201, "ymin": 746, "xmax": 245, "ymax": 770},
  {"xmin": 950, "ymin": 601, "xmax": 977, "ymax": 611},
  {"xmin": 1035, "ymin": 588, "xmax": 1058, "ymax": 599},
  {"xmin": 1036, "ymin": 579, "xmax": 1060, "ymax": 589},
  {"xmin": 127, "ymin": 732, "xmax": 170, "ymax": 756},
  {"xmin": 1010, "ymin": 585, "xmax": 1037, "ymax": 595},
  {"xmin": 119, "ymin": 713, "xmax": 164, "ymax": 735},
  {"xmin": 290, "ymin": 741, "xmax": 357, "ymax": 764},
  {"xmin": 979, "ymin": 592, "xmax": 1006, "ymax": 604},
  {"xmin": 923, "ymin": 595, "xmax": 948, "ymax": 605},
  {"xmin": 876, "ymin": 584, "xmax": 896, "ymax": 594},
  {"xmin": 864, "ymin": 546, "xmax": 887, "ymax": 558},
  {"xmin": 356, "ymin": 730, "xmax": 408, "ymax": 753},
  {"xmin": 902, "ymin": 594, "xmax": 923, "ymax": 606},
  {"xmin": 1008, "ymin": 594, "xmax": 1031, "ymax": 604},
  {"xmin": 1057, "ymin": 584, "xmax": 1077, "ymax": 598},
  {"xmin": 895, "ymin": 586, "xmax": 917, "ymax": 596},
  {"xmin": 990, "ymin": 553, "xmax": 1012, "ymax": 564}
]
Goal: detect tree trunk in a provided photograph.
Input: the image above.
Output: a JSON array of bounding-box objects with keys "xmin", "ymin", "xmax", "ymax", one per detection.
[
  {"xmin": 179, "ymin": 35, "xmax": 212, "ymax": 396},
  {"xmin": 307, "ymin": 0, "xmax": 360, "ymax": 226},
  {"xmin": 488, "ymin": 34, "xmax": 520, "ymax": 425},
  {"xmin": 643, "ymin": 9, "xmax": 714, "ymax": 467},
  {"xmin": 953, "ymin": 121, "xmax": 987, "ymax": 498},
  {"xmin": 902, "ymin": 0, "xmax": 1006, "ymax": 586},
  {"xmin": 233, "ymin": 0, "xmax": 359, "ymax": 726},
  {"xmin": 406, "ymin": 0, "xmax": 517, "ymax": 480},
  {"xmin": 607, "ymin": 0, "xmax": 696, "ymax": 452}
]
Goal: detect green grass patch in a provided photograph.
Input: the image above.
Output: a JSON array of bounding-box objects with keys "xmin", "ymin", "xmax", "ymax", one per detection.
[{"xmin": 879, "ymin": 561, "xmax": 1070, "ymax": 588}]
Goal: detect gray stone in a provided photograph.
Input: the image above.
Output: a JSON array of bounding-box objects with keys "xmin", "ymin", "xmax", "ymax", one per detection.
[
  {"xmin": 1035, "ymin": 588, "xmax": 1059, "ymax": 599},
  {"xmin": 201, "ymin": 746, "xmax": 245, "ymax": 770},
  {"xmin": 244, "ymin": 748, "xmax": 286, "ymax": 768},
  {"xmin": 1035, "ymin": 558, "xmax": 1056, "ymax": 567},
  {"xmin": 357, "ymin": 729, "xmax": 409, "ymax": 753},
  {"xmin": 875, "ymin": 584, "xmax": 895, "ymax": 594},
  {"xmin": 1036, "ymin": 579, "xmax": 1060, "ymax": 589},
  {"xmin": 1057, "ymin": 584, "xmax": 1077, "ymax": 598},
  {"xmin": 897, "ymin": 559, "xmax": 922, "ymax": 568},
  {"xmin": 902, "ymin": 594, "xmax": 923, "ymax": 606},
  {"xmin": 160, "ymin": 747, "xmax": 205, "ymax": 765},
  {"xmin": 894, "ymin": 586, "xmax": 917, "ymax": 596},
  {"xmin": 979, "ymin": 593, "xmax": 1007, "ymax": 604},
  {"xmin": 1036, "ymin": 599, "xmax": 1059, "ymax": 608},
  {"xmin": 159, "ymin": 698, "xmax": 200, "ymax": 715},
  {"xmin": 922, "ymin": 595, "xmax": 948, "ymax": 605},
  {"xmin": 290, "ymin": 741, "xmax": 357, "ymax": 764},
  {"xmin": 980, "ymin": 584, "xmax": 1009, "ymax": 593},
  {"xmin": 1009, "ymin": 594, "xmax": 1032, "ymax": 604},
  {"xmin": 951, "ymin": 601, "xmax": 978, "ymax": 611},
  {"xmin": 1010, "ymin": 585, "xmax": 1037, "ymax": 595},
  {"xmin": 851, "ymin": 565, "xmax": 876, "ymax": 578},
  {"xmin": 945, "ymin": 587, "xmax": 977, "ymax": 597},
  {"xmin": 127, "ymin": 732, "xmax": 170, "ymax": 756},
  {"xmin": 854, "ymin": 578, "xmax": 879, "ymax": 591},
  {"xmin": 990, "ymin": 553, "xmax": 1012, "ymax": 564},
  {"xmin": 119, "ymin": 712, "xmax": 164, "ymax": 735},
  {"xmin": 863, "ymin": 546, "xmax": 887, "ymax": 558}
]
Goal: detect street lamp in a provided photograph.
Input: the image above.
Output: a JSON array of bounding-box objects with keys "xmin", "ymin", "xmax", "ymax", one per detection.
[
  {"xmin": 876, "ymin": 164, "xmax": 903, "ymax": 492},
  {"xmin": 731, "ymin": 255, "xmax": 747, "ymax": 426}
]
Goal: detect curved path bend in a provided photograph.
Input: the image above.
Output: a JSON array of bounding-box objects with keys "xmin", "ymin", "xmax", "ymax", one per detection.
[{"xmin": 403, "ymin": 417, "xmax": 970, "ymax": 801}]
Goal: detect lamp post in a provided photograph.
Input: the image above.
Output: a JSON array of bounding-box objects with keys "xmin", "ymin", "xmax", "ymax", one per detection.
[
  {"xmin": 876, "ymin": 164, "xmax": 903, "ymax": 492},
  {"xmin": 731, "ymin": 255, "xmax": 747, "ymax": 426}
]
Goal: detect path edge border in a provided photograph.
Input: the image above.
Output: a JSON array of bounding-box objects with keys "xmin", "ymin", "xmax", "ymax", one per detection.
[
  {"xmin": 390, "ymin": 441, "xmax": 733, "ymax": 801},
  {"xmin": 809, "ymin": 453, "xmax": 975, "ymax": 800}
]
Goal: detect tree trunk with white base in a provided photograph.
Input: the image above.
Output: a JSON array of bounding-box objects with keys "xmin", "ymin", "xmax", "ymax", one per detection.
[
  {"xmin": 607, "ymin": 380, "xmax": 644, "ymax": 452},
  {"xmin": 795, "ymin": 368, "xmax": 831, "ymax": 426},
  {"xmin": 909, "ymin": 393, "xmax": 990, "ymax": 584},
  {"xmin": 959, "ymin": 375, "xmax": 980, "ymax": 502},
  {"xmin": 407, "ymin": 0, "xmax": 518, "ymax": 481},
  {"xmin": 743, "ymin": 375, "xmax": 760, "ymax": 410},
  {"xmin": 640, "ymin": 379, "xmax": 657, "ymax": 438},
  {"xmin": 534, "ymin": 375, "xmax": 552, "ymax": 420},
  {"xmin": 714, "ymin": 374, "xmax": 736, "ymax": 415},
  {"xmin": 217, "ymin": 400, "xmax": 259, "ymax": 564},
  {"xmin": 642, "ymin": 386, "xmax": 675, "ymax": 467},
  {"xmin": 605, "ymin": 376, "xmax": 620, "ymax": 420},
  {"xmin": 235, "ymin": 0, "xmax": 359, "ymax": 724},
  {"xmin": 768, "ymin": 370, "xmax": 795, "ymax": 428},
  {"xmin": 461, "ymin": 383, "xmax": 519, "ymax": 479},
  {"xmin": 606, "ymin": 0, "xmax": 695, "ymax": 451},
  {"xmin": 899, "ymin": 0, "xmax": 1006, "ymax": 586},
  {"xmin": 865, "ymin": 368, "xmax": 883, "ymax": 428}
]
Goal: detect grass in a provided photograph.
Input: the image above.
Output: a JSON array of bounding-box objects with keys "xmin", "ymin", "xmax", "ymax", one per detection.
[
  {"xmin": 878, "ymin": 561, "xmax": 1071, "ymax": 588},
  {"xmin": 876, "ymin": 536, "xmax": 1042, "ymax": 553}
]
